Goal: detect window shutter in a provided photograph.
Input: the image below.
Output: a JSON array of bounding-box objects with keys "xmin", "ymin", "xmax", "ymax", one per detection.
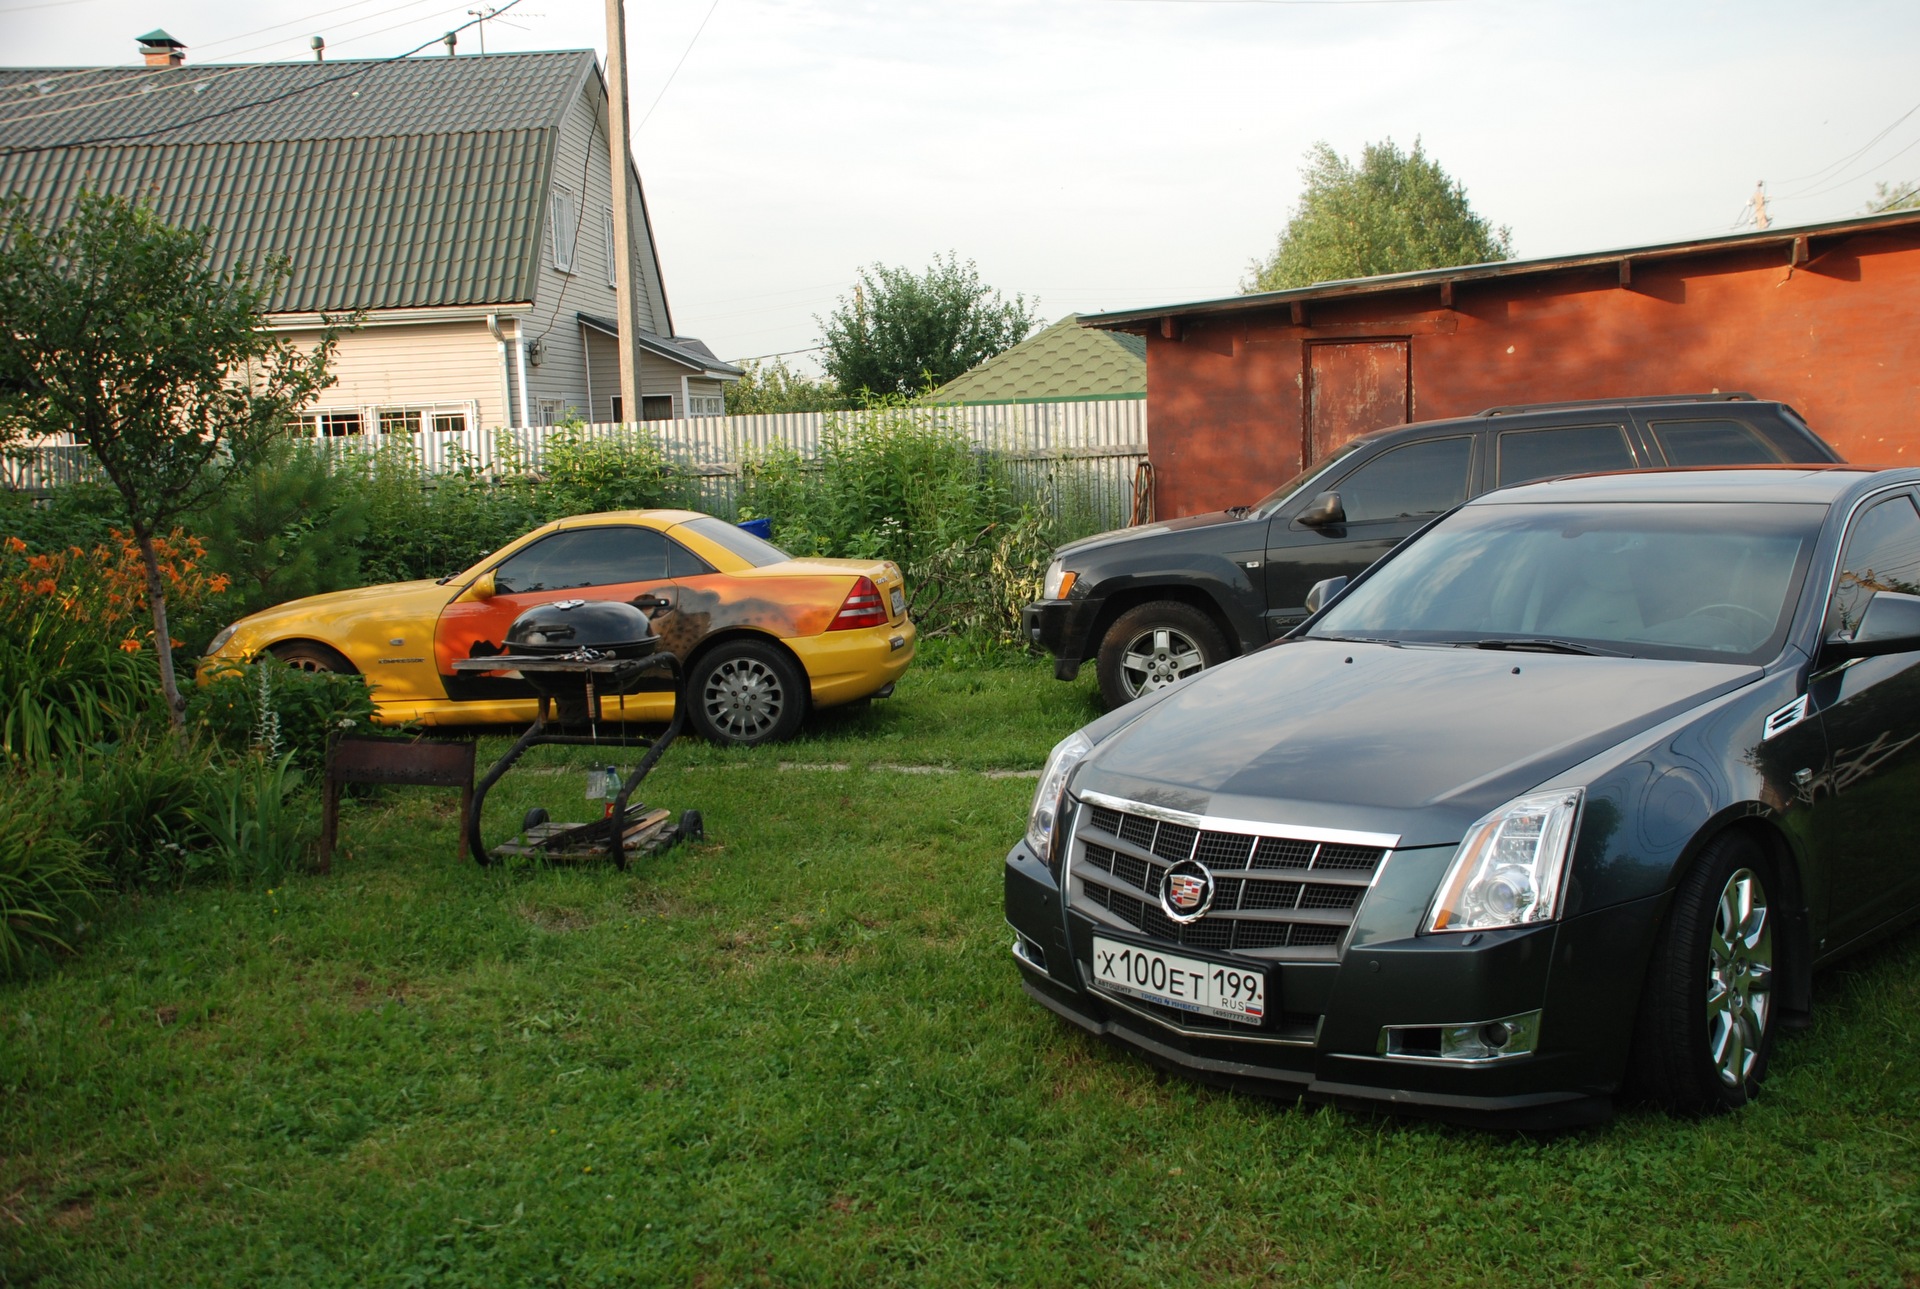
[
  {"xmin": 603, "ymin": 208, "xmax": 617, "ymax": 288},
  {"xmin": 551, "ymin": 190, "xmax": 578, "ymax": 273}
]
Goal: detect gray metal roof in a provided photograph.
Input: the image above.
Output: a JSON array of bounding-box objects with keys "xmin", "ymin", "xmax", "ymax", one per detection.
[
  {"xmin": 0, "ymin": 51, "xmax": 597, "ymax": 313},
  {"xmin": 1081, "ymin": 206, "xmax": 1920, "ymax": 330},
  {"xmin": 577, "ymin": 313, "xmax": 742, "ymax": 377}
]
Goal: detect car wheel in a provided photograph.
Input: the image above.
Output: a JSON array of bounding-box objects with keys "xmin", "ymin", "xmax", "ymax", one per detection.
[
  {"xmin": 269, "ymin": 641, "xmax": 353, "ymax": 674},
  {"xmin": 1096, "ymin": 601, "xmax": 1229, "ymax": 708},
  {"xmin": 1630, "ymin": 833, "xmax": 1779, "ymax": 1113},
  {"xmin": 687, "ymin": 640, "xmax": 806, "ymax": 746}
]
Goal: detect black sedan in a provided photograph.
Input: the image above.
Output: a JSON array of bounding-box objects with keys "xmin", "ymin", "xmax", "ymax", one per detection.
[{"xmin": 1005, "ymin": 466, "xmax": 1920, "ymax": 1126}]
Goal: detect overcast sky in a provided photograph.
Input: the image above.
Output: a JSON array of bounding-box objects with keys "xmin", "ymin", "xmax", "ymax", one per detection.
[{"xmin": 9, "ymin": 0, "xmax": 1920, "ymax": 370}]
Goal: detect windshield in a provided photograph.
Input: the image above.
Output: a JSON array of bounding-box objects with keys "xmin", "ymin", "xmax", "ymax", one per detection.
[
  {"xmin": 1249, "ymin": 440, "xmax": 1366, "ymax": 518},
  {"xmin": 1308, "ymin": 501, "xmax": 1826, "ymax": 663}
]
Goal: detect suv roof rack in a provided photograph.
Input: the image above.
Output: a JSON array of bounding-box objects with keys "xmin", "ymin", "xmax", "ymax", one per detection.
[{"xmin": 1476, "ymin": 392, "xmax": 1758, "ymax": 417}]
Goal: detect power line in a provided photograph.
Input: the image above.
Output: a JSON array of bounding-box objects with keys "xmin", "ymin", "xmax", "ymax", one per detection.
[
  {"xmin": 1774, "ymin": 98, "xmax": 1920, "ymax": 195},
  {"xmin": 0, "ymin": 0, "xmax": 523, "ymax": 156},
  {"xmin": 635, "ymin": 0, "xmax": 721, "ymax": 133}
]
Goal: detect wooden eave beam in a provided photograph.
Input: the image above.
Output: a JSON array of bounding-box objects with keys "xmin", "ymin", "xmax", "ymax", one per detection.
[
  {"xmin": 1618, "ymin": 258, "xmax": 1633, "ymax": 288},
  {"xmin": 1160, "ymin": 316, "xmax": 1183, "ymax": 341}
]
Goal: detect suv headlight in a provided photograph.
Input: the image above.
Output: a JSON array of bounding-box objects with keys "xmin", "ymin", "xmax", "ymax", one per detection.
[
  {"xmin": 1043, "ymin": 560, "xmax": 1077, "ymax": 600},
  {"xmin": 1026, "ymin": 731, "xmax": 1093, "ymax": 864},
  {"xmin": 1425, "ymin": 788, "xmax": 1583, "ymax": 933}
]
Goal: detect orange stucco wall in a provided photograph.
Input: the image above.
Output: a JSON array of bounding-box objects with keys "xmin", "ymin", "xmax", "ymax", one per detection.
[{"xmin": 1144, "ymin": 227, "xmax": 1920, "ymax": 518}]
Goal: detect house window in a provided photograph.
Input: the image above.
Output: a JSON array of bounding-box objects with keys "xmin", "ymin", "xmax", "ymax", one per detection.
[
  {"xmin": 538, "ymin": 399, "xmax": 572, "ymax": 427},
  {"xmin": 297, "ymin": 410, "xmax": 364, "ymax": 437},
  {"xmin": 603, "ymin": 208, "xmax": 617, "ymax": 288},
  {"xmin": 641, "ymin": 395, "xmax": 674, "ymax": 421},
  {"xmin": 610, "ymin": 395, "xmax": 623, "ymax": 422},
  {"xmin": 432, "ymin": 412, "xmax": 467, "ymax": 434},
  {"xmin": 551, "ymin": 189, "xmax": 579, "ymax": 273},
  {"xmin": 379, "ymin": 409, "xmax": 422, "ymax": 434},
  {"xmin": 687, "ymin": 394, "xmax": 725, "ymax": 417}
]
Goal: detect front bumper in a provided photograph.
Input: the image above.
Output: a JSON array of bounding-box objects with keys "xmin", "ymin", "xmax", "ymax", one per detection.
[
  {"xmin": 1005, "ymin": 840, "xmax": 1658, "ymax": 1129},
  {"xmin": 1021, "ymin": 597, "xmax": 1103, "ymax": 681}
]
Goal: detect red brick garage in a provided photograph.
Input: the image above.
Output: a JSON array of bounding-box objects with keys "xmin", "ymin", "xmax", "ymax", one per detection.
[{"xmin": 1083, "ymin": 210, "xmax": 1920, "ymax": 519}]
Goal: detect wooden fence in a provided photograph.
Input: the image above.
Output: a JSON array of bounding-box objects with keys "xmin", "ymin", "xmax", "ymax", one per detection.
[{"xmin": 3, "ymin": 398, "xmax": 1152, "ymax": 530}]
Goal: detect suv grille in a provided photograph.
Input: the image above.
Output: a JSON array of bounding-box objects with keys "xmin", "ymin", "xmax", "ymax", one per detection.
[{"xmin": 1070, "ymin": 800, "xmax": 1390, "ymax": 961}]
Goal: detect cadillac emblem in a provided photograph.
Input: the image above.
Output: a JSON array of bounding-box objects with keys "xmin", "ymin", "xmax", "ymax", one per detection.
[{"xmin": 1158, "ymin": 859, "xmax": 1216, "ymax": 924}]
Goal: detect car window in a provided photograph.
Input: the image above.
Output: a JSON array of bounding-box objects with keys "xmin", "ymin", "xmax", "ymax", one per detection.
[
  {"xmin": 1826, "ymin": 494, "xmax": 1920, "ymax": 637},
  {"xmin": 1650, "ymin": 419, "xmax": 1782, "ymax": 467},
  {"xmin": 1250, "ymin": 439, "xmax": 1366, "ymax": 519},
  {"xmin": 493, "ymin": 526, "xmax": 685, "ymax": 593},
  {"xmin": 681, "ymin": 516, "xmax": 794, "ymax": 567},
  {"xmin": 1497, "ymin": 424, "xmax": 1635, "ymax": 487},
  {"xmin": 1333, "ymin": 436, "xmax": 1473, "ymax": 523},
  {"xmin": 1311, "ymin": 501, "xmax": 1825, "ymax": 664}
]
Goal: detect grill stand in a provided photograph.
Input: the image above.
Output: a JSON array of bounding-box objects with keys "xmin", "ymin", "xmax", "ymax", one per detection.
[{"xmin": 454, "ymin": 652, "xmax": 692, "ymax": 870}]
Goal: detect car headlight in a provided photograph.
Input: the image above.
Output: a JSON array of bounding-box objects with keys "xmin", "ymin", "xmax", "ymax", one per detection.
[
  {"xmin": 205, "ymin": 623, "xmax": 239, "ymax": 656},
  {"xmin": 1043, "ymin": 559, "xmax": 1078, "ymax": 600},
  {"xmin": 1027, "ymin": 731, "xmax": 1094, "ymax": 864},
  {"xmin": 1425, "ymin": 788, "xmax": 1583, "ymax": 933}
]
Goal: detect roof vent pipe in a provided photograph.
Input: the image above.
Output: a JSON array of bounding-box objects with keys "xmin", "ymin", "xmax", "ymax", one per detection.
[
  {"xmin": 443, "ymin": 30, "xmax": 458, "ymax": 54},
  {"xmin": 310, "ymin": 35, "xmax": 325, "ymax": 61}
]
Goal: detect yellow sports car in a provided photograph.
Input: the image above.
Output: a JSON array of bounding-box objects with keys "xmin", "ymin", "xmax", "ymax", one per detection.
[{"xmin": 201, "ymin": 510, "xmax": 916, "ymax": 745}]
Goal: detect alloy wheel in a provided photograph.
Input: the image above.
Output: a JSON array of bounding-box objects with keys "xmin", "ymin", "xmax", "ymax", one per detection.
[
  {"xmin": 1705, "ymin": 866, "xmax": 1773, "ymax": 1088},
  {"xmin": 1120, "ymin": 626, "xmax": 1207, "ymax": 698},
  {"xmin": 702, "ymin": 654, "xmax": 786, "ymax": 740}
]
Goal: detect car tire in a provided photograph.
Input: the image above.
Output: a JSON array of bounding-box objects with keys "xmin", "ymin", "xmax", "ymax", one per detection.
[
  {"xmin": 687, "ymin": 639, "xmax": 807, "ymax": 746},
  {"xmin": 1629, "ymin": 832, "xmax": 1780, "ymax": 1114},
  {"xmin": 1096, "ymin": 601, "xmax": 1230, "ymax": 709},
  {"xmin": 269, "ymin": 641, "xmax": 354, "ymax": 674}
]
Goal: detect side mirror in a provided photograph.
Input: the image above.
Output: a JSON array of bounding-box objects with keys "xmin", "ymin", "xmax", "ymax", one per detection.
[
  {"xmin": 459, "ymin": 571, "xmax": 497, "ymax": 603},
  {"xmin": 1823, "ymin": 590, "xmax": 1920, "ymax": 662},
  {"xmin": 1297, "ymin": 491, "xmax": 1346, "ymax": 528},
  {"xmin": 1304, "ymin": 576, "xmax": 1349, "ymax": 615}
]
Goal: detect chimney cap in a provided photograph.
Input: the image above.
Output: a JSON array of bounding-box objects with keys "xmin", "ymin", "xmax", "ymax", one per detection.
[{"xmin": 136, "ymin": 28, "xmax": 186, "ymax": 49}]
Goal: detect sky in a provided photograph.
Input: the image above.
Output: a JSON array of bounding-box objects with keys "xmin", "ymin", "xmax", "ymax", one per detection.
[{"xmin": 7, "ymin": 0, "xmax": 1920, "ymax": 371}]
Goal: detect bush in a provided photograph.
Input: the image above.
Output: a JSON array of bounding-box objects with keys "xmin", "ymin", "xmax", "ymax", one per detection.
[
  {"xmin": 538, "ymin": 425, "xmax": 696, "ymax": 515},
  {"xmin": 194, "ymin": 435, "xmax": 369, "ymax": 618},
  {"xmin": 189, "ymin": 657, "xmax": 378, "ymax": 769},
  {"xmin": 189, "ymin": 752, "xmax": 315, "ymax": 886},
  {"xmin": 70, "ymin": 737, "xmax": 223, "ymax": 887}
]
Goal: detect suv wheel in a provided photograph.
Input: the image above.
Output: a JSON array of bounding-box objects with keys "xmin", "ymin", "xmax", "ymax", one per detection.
[{"xmin": 1096, "ymin": 601, "xmax": 1228, "ymax": 708}]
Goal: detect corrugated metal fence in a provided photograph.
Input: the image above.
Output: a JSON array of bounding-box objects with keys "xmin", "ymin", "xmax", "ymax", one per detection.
[{"xmin": 5, "ymin": 398, "xmax": 1150, "ymax": 529}]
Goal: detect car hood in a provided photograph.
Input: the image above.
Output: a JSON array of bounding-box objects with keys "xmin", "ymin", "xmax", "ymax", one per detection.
[
  {"xmin": 1073, "ymin": 639, "xmax": 1760, "ymax": 847},
  {"xmin": 241, "ymin": 578, "xmax": 449, "ymax": 622},
  {"xmin": 1054, "ymin": 509, "xmax": 1249, "ymax": 559}
]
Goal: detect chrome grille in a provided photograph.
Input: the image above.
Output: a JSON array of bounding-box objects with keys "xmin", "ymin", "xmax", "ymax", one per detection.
[{"xmin": 1069, "ymin": 798, "xmax": 1391, "ymax": 961}]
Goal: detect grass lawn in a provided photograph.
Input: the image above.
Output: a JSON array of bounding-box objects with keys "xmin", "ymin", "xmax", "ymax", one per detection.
[{"xmin": 3, "ymin": 654, "xmax": 1918, "ymax": 1286}]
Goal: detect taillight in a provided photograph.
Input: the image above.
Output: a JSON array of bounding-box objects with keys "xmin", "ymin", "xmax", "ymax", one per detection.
[{"xmin": 829, "ymin": 576, "xmax": 889, "ymax": 630}]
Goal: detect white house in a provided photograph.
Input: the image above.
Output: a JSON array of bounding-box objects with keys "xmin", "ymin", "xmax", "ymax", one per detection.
[{"xmin": 0, "ymin": 33, "xmax": 739, "ymax": 434}]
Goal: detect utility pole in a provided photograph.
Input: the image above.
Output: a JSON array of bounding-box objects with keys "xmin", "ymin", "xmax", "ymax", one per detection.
[
  {"xmin": 604, "ymin": 0, "xmax": 643, "ymax": 424},
  {"xmin": 1750, "ymin": 180, "xmax": 1771, "ymax": 231}
]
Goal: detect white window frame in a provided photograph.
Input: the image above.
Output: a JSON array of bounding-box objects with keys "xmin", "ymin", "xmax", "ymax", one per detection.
[
  {"xmin": 687, "ymin": 394, "xmax": 725, "ymax": 418},
  {"xmin": 602, "ymin": 207, "xmax": 617, "ymax": 288},
  {"xmin": 551, "ymin": 188, "xmax": 579, "ymax": 274}
]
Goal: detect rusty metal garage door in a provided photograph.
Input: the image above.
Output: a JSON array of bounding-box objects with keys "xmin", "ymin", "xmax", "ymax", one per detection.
[{"xmin": 1306, "ymin": 339, "xmax": 1410, "ymax": 465}]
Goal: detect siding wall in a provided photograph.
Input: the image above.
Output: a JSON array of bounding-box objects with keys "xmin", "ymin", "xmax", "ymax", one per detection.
[{"xmin": 288, "ymin": 319, "xmax": 508, "ymax": 431}]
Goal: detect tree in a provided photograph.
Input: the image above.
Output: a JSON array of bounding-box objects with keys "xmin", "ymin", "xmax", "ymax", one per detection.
[
  {"xmin": 1245, "ymin": 138, "xmax": 1512, "ymax": 293},
  {"xmin": 818, "ymin": 253, "xmax": 1038, "ymax": 400},
  {"xmin": 0, "ymin": 192, "xmax": 338, "ymax": 731},
  {"xmin": 1869, "ymin": 179, "xmax": 1920, "ymax": 212},
  {"xmin": 195, "ymin": 436, "xmax": 368, "ymax": 617},
  {"xmin": 724, "ymin": 357, "xmax": 848, "ymax": 415}
]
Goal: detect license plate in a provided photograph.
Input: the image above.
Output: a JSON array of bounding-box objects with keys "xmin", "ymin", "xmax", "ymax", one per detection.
[
  {"xmin": 1090, "ymin": 936, "xmax": 1266, "ymax": 1025},
  {"xmin": 890, "ymin": 586, "xmax": 905, "ymax": 617}
]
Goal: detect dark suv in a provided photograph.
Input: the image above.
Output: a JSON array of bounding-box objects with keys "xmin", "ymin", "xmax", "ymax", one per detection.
[{"xmin": 1022, "ymin": 394, "xmax": 1842, "ymax": 707}]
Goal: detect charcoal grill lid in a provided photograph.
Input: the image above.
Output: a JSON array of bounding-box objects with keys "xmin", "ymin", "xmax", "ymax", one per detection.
[{"xmin": 505, "ymin": 598, "xmax": 658, "ymax": 653}]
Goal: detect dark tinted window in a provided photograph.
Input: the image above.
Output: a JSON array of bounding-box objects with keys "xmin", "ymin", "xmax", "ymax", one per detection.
[
  {"xmin": 493, "ymin": 526, "xmax": 682, "ymax": 593},
  {"xmin": 681, "ymin": 516, "xmax": 794, "ymax": 567},
  {"xmin": 1335, "ymin": 436, "xmax": 1473, "ymax": 523},
  {"xmin": 1497, "ymin": 424, "xmax": 1634, "ymax": 486},
  {"xmin": 1651, "ymin": 419, "xmax": 1781, "ymax": 467},
  {"xmin": 1313, "ymin": 501, "xmax": 1824, "ymax": 663},
  {"xmin": 1827, "ymin": 495, "xmax": 1920, "ymax": 636}
]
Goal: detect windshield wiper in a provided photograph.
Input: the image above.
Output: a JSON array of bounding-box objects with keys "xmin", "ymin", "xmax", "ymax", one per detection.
[
  {"xmin": 1309, "ymin": 634, "xmax": 1403, "ymax": 647},
  {"xmin": 1456, "ymin": 637, "xmax": 1624, "ymax": 657}
]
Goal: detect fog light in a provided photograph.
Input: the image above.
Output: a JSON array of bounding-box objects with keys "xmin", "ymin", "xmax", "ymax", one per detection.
[{"xmin": 1380, "ymin": 1010, "xmax": 1541, "ymax": 1062}]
